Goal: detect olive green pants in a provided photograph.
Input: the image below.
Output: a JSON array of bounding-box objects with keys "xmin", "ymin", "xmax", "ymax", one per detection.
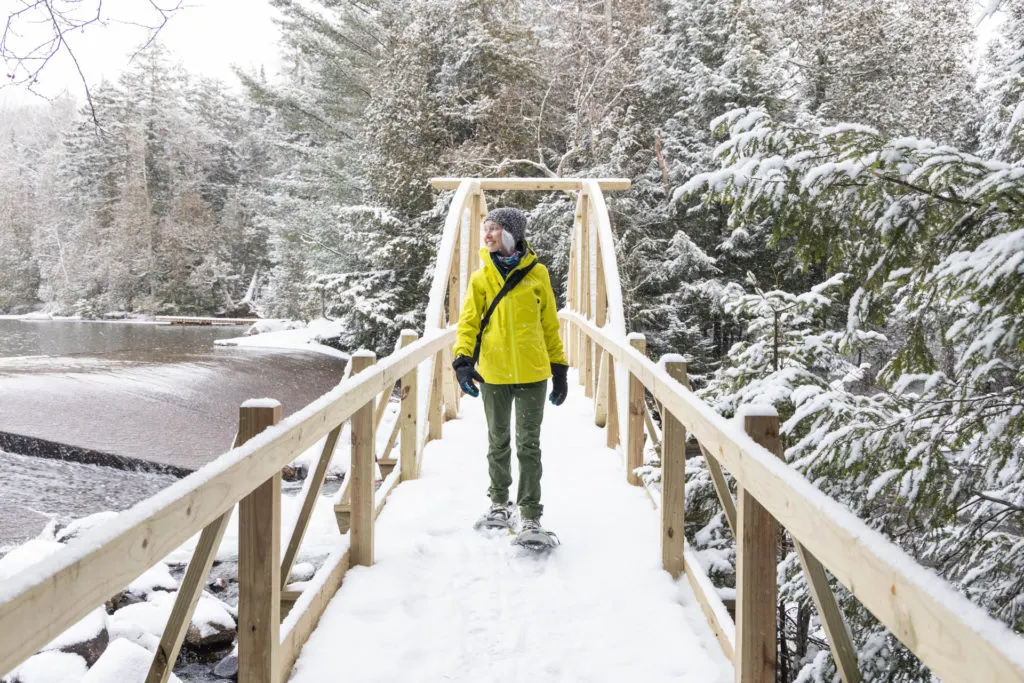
[{"xmin": 480, "ymin": 380, "xmax": 547, "ymax": 520}]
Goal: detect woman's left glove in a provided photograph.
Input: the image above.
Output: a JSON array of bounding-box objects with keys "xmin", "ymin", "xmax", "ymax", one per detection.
[
  {"xmin": 452, "ymin": 355, "xmax": 485, "ymax": 397},
  {"xmin": 549, "ymin": 363, "xmax": 569, "ymax": 406}
]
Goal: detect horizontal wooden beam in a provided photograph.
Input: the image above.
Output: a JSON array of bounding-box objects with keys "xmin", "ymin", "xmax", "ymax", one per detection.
[
  {"xmin": 0, "ymin": 328, "xmax": 457, "ymax": 680},
  {"xmin": 560, "ymin": 311, "xmax": 1024, "ymax": 683},
  {"xmin": 430, "ymin": 177, "xmax": 631, "ymax": 192}
]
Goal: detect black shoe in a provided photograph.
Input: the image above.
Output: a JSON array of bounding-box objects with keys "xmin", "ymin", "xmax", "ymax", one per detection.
[{"xmin": 474, "ymin": 502, "xmax": 514, "ymax": 531}]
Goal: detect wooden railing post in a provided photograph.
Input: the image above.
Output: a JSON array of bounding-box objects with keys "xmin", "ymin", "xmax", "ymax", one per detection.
[
  {"xmin": 237, "ymin": 399, "xmax": 283, "ymax": 683},
  {"xmin": 660, "ymin": 357, "xmax": 687, "ymax": 579},
  {"xmin": 626, "ymin": 334, "xmax": 646, "ymax": 486},
  {"xmin": 736, "ymin": 409, "xmax": 779, "ymax": 683},
  {"xmin": 579, "ymin": 196, "xmax": 590, "ymax": 390},
  {"xmin": 399, "ymin": 330, "xmax": 419, "ymax": 481},
  {"xmin": 428, "ymin": 351, "xmax": 444, "ymax": 441},
  {"xmin": 605, "ymin": 352, "xmax": 619, "ymax": 448},
  {"xmin": 349, "ymin": 351, "xmax": 377, "ymax": 567},
  {"xmin": 594, "ymin": 237, "xmax": 608, "ymax": 425}
]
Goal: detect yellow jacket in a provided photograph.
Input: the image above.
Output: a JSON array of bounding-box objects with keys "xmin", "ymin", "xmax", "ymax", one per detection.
[{"xmin": 453, "ymin": 246, "xmax": 568, "ymax": 385}]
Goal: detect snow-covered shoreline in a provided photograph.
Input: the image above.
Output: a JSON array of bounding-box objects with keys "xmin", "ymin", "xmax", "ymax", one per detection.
[{"xmin": 213, "ymin": 318, "xmax": 351, "ymax": 361}]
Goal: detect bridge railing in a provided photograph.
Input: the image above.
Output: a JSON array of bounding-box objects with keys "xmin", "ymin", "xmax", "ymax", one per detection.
[
  {"xmin": 0, "ymin": 325, "xmax": 458, "ymax": 683},
  {"xmin": 559, "ymin": 181, "xmax": 1024, "ymax": 683}
]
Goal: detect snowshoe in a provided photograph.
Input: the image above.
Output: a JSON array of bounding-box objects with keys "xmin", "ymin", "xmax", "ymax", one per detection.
[
  {"xmin": 511, "ymin": 518, "xmax": 560, "ymax": 552},
  {"xmin": 474, "ymin": 501, "xmax": 517, "ymax": 532}
]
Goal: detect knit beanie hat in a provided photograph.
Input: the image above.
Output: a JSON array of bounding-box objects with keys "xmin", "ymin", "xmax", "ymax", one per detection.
[{"xmin": 485, "ymin": 207, "xmax": 528, "ymax": 250}]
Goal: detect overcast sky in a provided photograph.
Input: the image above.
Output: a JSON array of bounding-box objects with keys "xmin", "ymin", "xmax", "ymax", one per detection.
[{"xmin": 0, "ymin": 0, "xmax": 283, "ymax": 106}]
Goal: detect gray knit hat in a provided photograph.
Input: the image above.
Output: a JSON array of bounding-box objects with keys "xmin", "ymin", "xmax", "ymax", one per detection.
[{"xmin": 484, "ymin": 207, "xmax": 528, "ymax": 248}]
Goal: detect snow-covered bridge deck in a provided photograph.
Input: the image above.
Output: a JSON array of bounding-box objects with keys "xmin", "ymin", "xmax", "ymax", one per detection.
[{"xmin": 290, "ymin": 386, "xmax": 731, "ymax": 683}]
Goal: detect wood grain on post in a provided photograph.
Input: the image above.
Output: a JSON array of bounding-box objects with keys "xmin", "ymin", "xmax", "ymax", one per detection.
[
  {"xmin": 349, "ymin": 352, "xmax": 376, "ymax": 568},
  {"xmin": 735, "ymin": 410, "xmax": 779, "ymax": 683},
  {"xmin": 399, "ymin": 330, "xmax": 419, "ymax": 481},
  {"xmin": 427, "ymin": 351, "xmax": 443, "ymax": 441},
  {"xmin": 237, "ymin": 400, "xmax": 283, "ymax": 683},
  {"xmin": 468, "ymin": 192, "xmax": 482, "ymax": 275},
  {"xmin": 626, "ymin": 335, "xmax": 646, "ymax": 486},
  {"xmin": 660, "ymin": 358, "xmax": 688, "ymax": 579},
  {"xmin": 606, "ymin": 353, "xmax": 620, "ymax": 448}
]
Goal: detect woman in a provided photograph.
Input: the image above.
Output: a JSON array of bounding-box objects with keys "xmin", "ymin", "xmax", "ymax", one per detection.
[{"xmin": 451, "ymin": 207, "xmax": 568, "ymax": 544}]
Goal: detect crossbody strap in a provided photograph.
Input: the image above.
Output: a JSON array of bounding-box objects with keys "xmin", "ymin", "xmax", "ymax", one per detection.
[{"xmin": 472, "ymin": 261, "xmax": 538, "ymax": 363}]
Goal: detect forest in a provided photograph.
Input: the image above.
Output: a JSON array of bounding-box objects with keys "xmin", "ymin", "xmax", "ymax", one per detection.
[{"xmin": 1, "ymin": 0, "xmax": 1023, "ymax": 680}]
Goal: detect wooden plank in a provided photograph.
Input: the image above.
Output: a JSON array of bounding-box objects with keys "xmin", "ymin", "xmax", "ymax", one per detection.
[
  {"xmin": 594, "ymin": 237, "xmax": 608, "ymax": 426},
  {"xmin": 644, "ymin": 402, "xmax": 661, "ymax": 449},
  {"xmin": 155, "ymin": 315, "xmax": 263, "ymax": 325},
  {"xmin": 427, "ymin": 351, "xmax": 444, "ymax": 441},
  {"xmin": 349, "ymin": 351, "xmax": 376, "ymax": 568},
  {"xmin": 735, "ymin": 413, "xmax": 778, "ymax": 683},
  {"xmin": 399, "ymin": 330, "xmax": 419, "ymax": 481},
  {"xmin": 795, "ymin": 542, "xmax": 861, "ymax": 683},
  {"xmin": 562, "ymin": 309, "xmax": 1024, "ymax": 683},
  {"xmin": 581, "ymin": 194, "xmax": 592, "ymax": 392},
  {"xmin": 280, "ymin": 425, "xmax": 341, "ymax": 589},
  {"xmin": 468, "ymin": 192, "xmax": 482, "ymax": 275},
  {"xmin": 567, "ymin": 208, "xmax": 579, "ymax": 368},
  {"xmin": 430, "ymin": 177, "xmax": 631, "ymax": 192},
  {"xmin": 441, "ymin": 345, "xmax": 459, "ymax": 421},
  {"xmin": 146, "ymin": 511, "xmax": 231, "ymax": 683},
  {"xmin": 660, "ymin": 358, "xmax": 687, "ymax": 580},
  {"xmin": 237, "ymin": 401, "xmax": 283, "ymax": 683},
  {"xmin": 626, "ymin": 335, "xmax": 646, "ymax": 486},
  {"xmin": 606, "ymin": 354, "xmax": 620, "ymax": 449},
  {"xmin": 704, "ymin": 443, "xmax": 738, "ymax": 537}
]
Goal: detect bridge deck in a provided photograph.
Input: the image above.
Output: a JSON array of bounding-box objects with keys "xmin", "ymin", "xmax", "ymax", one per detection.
[{"xmin": 290, "ymin": 383, "xmax": 732, "ymax": 682}]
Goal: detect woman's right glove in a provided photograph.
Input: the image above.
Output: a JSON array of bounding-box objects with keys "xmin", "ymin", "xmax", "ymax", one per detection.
[
  {"xmin": 549, "ymin": 363, "xmax": 569, "ymax": 406},
  {"xmin": 452, "ymin": 355, "xmax": 485, "ymax": 397}
]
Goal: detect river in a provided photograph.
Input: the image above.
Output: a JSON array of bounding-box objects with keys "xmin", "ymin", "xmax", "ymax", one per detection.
[{"xmin": 0, "ymin": 318, "xmax": 347, "ymax": 549}]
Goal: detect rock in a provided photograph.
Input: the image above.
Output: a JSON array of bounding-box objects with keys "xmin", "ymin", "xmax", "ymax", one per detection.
[
  {"xmin": 213, "ymin": 653, "xmax": 238, "ymax": 680},
  {"xmin": 281, "ymin": 465, "xmax": 301, "ymax": 481},
  {"xmin": 41, "ymin": 608, "xmax": 109, "ymax": 667},
  {"xmin": 82, "ymin": 638, "xmax": 182, "ymax": 683},
  {"xmin": 56, "ymin": 512, "xmax": 119, "ymax": 544},
  {"xmin": 185, "ymin": 594, "xmax": 237, "ymax": 650},
  {"xmin": 8, "ymin": 651, "xmax": 87, "ymax": 683},
  {"xmin": 289, "ymin": 562, "xmax": 315, "ymax": 583},
  {"xmin": 207, "ymin": 577, "xmax": 229, "ymax": 593}
]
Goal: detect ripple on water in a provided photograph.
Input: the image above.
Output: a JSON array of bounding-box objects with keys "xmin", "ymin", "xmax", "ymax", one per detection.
[{"xmin": 0, "ymin": 450, "xmax": 180, "ymax": 551}]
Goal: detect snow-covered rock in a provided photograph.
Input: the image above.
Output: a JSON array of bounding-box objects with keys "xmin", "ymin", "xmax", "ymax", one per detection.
[
  {"xmin": 288, "ymin": 562, "xmax": 315, "ymax": 583},
  {"xmin": 110, "ymin": 591, "xmax": 236, "ymax": 652},
  {"xmin": 7, "ymin": 651, "xmax": 87, "ymax": 683},
  {"xmin": 41, "ymin": 607, "xmax": 108, "ymax": 667},
  {"xmin": 18, "ymin": 311, "xmax": 53, "ymax": 321},
  {"xmin": 57, "ymin": 512, "xmax": 119, "ymax": 544},
  {"xmin": 109, "ymin": 562, "xmax": 178, "ymax": 611},
  {"xmin": 244, "ymin": 319, "xmax": 303, "ymax": 335},
  {"xmin": 81, "ymin": 638, "xmax": 182, "ymax": 683}
]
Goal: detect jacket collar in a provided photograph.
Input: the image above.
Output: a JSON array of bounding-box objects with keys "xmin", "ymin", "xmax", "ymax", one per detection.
[{"xmin": 479, "ymin": 243, "xmax": 537, "ymax": 278}]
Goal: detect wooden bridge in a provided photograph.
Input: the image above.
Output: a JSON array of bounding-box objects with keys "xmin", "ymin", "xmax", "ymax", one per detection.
[{"xmin": 1, "ymin": 178, "xmax": 1022, "ymax": 683}]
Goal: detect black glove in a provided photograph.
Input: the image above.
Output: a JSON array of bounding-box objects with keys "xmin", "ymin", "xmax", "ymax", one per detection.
[
  {"xmin": 549, "ymin": 363, "xmax": 568, "ymax": 406},
  {"xmin": 452, "ymin": 355, "xmax": 485, "ymax": 397}
]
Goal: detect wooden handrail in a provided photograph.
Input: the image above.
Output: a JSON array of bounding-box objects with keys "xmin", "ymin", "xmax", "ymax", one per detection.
[
  {"xmin": 560, "ymin": 310, "xmax": 1024, "ymax": 683},
  {"xmin": 0, "ymin": 328, "xmax": 456, "ymax": 679},
  {"xmin": 430, "ymin": 177, "xmax": 631, "ymax": 191}
]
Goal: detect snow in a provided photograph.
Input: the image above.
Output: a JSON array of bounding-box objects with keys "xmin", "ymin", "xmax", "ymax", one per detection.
[
  {"xmin": 657, "ymin": 353, "xmax": 687, "ymax": 366},
  {"xmin": 56, "ymin": 512, "xmax": 120, "ymax": 544},
  {"xmin": 289, "ymin": 378, "xmax": 732, "ymax": 683},
  {"xmin": 734, "ymin": 403, "xmax": 778, "ymax": 419},
  {"xmin": 126, "ymin": 563, "xmax": 177, "ymax": 595},
  {"xmin": 41, "ymin": 607, "xmax": 106, "ymax": 653},
  {"xmin": 7, "ymin": 651, "xmax": 87, "ymax": 683},
  {"xmin": 214, "ymin": 318, "xmax": 349, "ymax": 360},
  {"xmin": 240, "ymin": 398, "xmax": 282, "ymax": 409},
  {"xmin": 0, "ymin": 539, "xmax": 63, "ymax": 581},
  {"xmin": 81, "ymin": 638, "xmax": 182, "ymax": 683},
  {"xmin": 110, "ymin": 591, "xmax": 233, "ymax": 641}
]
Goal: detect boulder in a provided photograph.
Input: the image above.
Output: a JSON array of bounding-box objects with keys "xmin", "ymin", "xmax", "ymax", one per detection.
[
  {"xmin": 213, "ymin": 653, "xmax": 238, "ymax": 680},
  {"xmin": 184, "ymin": 595, "xmax": 237, "ymax": 650},
  {"xmin": 42, "ymin": 607, "xmax": 108, "ymax": 667}
]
